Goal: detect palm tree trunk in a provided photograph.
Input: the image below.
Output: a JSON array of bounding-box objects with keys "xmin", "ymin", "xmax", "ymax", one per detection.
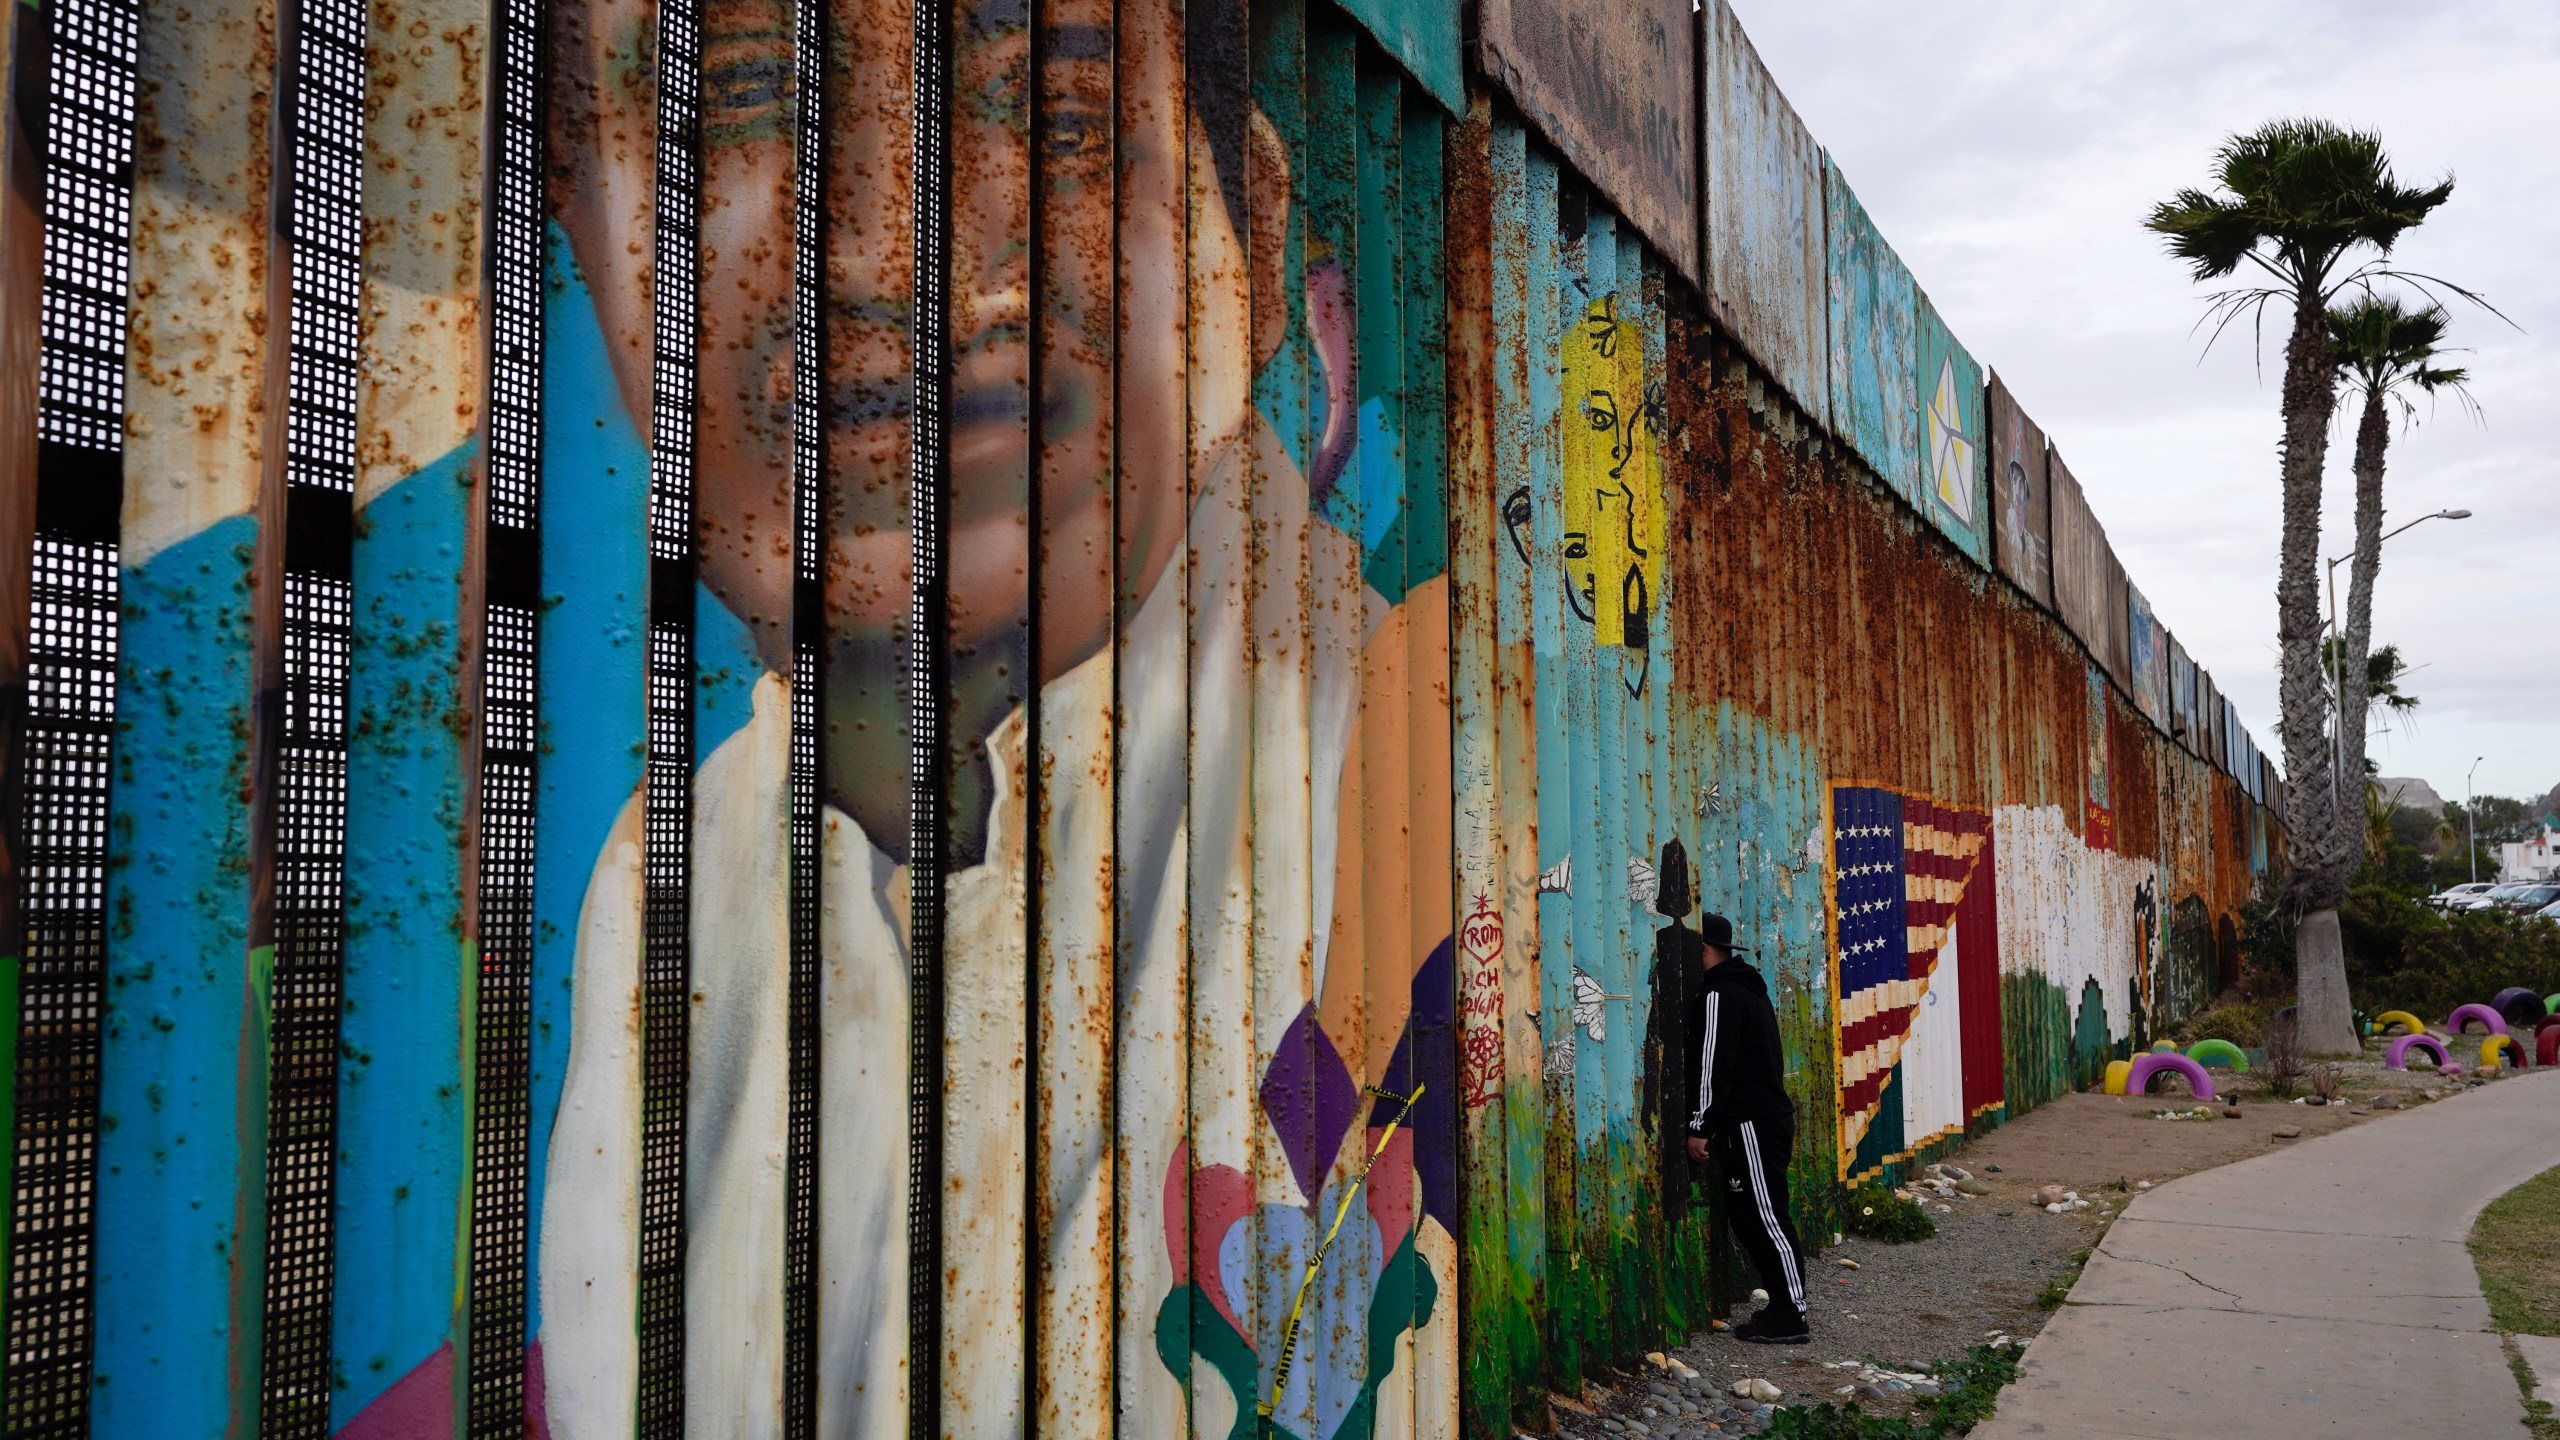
[
  {"xmin": 2338, "ymin": 386, "xmax": 2390, "ymax": 856},
  {"xmin": 2274, "ymin": 284, "xmax": 2356, "ymax": 1054}
]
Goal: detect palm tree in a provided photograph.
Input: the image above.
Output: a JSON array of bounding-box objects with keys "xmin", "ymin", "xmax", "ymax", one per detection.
[
  {"xmin": 2327, "ymin": 298, "xmax": 2472, "ymax": 805},
  {"xmin": 2145, "ymin": 120, "xmax": 2454, "ymax": 1055}
]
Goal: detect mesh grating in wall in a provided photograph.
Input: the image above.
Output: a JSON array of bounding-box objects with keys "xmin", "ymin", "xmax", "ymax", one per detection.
[
  {"xmin": 4, "ymin": 0, "xmax": 141, "ymax": 1427},
  {"xmin": 907, "ymin": 0, "xmax": 950, "ymax": 1417},
  {"xmin": 464, "ymin": 0, "xmax": 545, "ymax": 1426},
  {"xmin": 781, "ymin": 0, "xmax": 825, "ymax": 1427},
  {"xmin": 256, "ymin": 0, "xmax": 368, "ymax": 1424},
  {"xmin": 636, "ymin": 0, "xmax": 701, "ymax": 1424}
]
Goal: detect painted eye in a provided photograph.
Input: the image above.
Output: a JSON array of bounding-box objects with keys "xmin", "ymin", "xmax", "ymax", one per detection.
[{"xmin": 1041, "ymin": 106, "xmax": 1108, "ymax": 164}]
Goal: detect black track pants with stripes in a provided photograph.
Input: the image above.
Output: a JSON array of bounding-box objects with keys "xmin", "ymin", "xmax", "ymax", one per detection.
[{"xmin": 1711, "ymin": 1115, "xmax": 1807, "ymax": 1322}]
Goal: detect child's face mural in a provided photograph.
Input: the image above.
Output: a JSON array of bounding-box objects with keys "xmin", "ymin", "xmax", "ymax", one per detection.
[{"xmin": 555, "ymin": 0, "xmax": 1266, "ymax": 855}]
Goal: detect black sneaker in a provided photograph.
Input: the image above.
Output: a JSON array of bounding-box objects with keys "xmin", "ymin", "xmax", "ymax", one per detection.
[{"xmin": 1732, "ymin": 1311, "xmax": 1811, "ymax": 1345}]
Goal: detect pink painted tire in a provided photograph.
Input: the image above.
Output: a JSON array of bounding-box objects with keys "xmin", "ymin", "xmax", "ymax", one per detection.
[
  {"xmin": 2444, "ymin": 1004, "xmax": 2508, "ymax": 1036},
  {"xmin": 2385, "ymin": 1034, "xmax": 2449, "ymax": 1070},
  {"xmin": 2125, "ymin": 1052, "xmax": 2217, "ymax": 1101}
]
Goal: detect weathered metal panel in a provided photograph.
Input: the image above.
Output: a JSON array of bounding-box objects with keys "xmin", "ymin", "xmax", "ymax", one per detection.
[
  {"xmin": 1032, "ymin": 0, "xmax": 1122, "ymax": 1424},
  {"xmin": 1486, "ymin": 114, "xmax": 1556, "ymax": 1405},
  {"xmin": 1914, "ymin": 290, "xmax": 1989, "ymax": 567},
  {"xmin": 324, "ymin": 0, "xmax": 489, "ymax": 1419},
  {"xmin": 1823, "ymin": 156, "xmax": 1918, "ymax": 506},
  {"xmin": 529, "ymin": 0, "xmax": 659, "ymax": 1411},
  {"xmin": 1444, "ymin": 96, "xmax": 1517, "ymax": 1435},
  {"xmin": 2167, "ymin": 635, "xmax": 2196, "ymax": 754},
  {"xmin": 2100, "ymin": 540, "xmax": 2131, "ymax": 692},
  {"xmin": 2126, "ymin": 582, "xmax": 2163, "ymax": 729},
  {"xmin": 1474, "ymin": 0, "xmax": 1699, "ymax": 289},
  {"xmin": 90, "ymin": 0, "xmax": 276, "ymax": 1422},
  {"xmin": 1699, "ymin": 0, "xmax": 1825, "ymax": 423},
  {"xmin": 2044, "ymin": 446, "xmax": 2108, "ymax": 672},
  {"xmin": 1985, "ymin": 370, "xmax": 2051, "ymax": 609},
  {"xmin": 1331, "ymin": 0, "xmax": 1460, "ymax": 118}
]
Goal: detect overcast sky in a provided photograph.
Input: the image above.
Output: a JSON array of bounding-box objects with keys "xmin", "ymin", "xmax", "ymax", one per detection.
[{"xmin": 1729, "ymin": 0, "xmax": 2560, "ymax": 807}]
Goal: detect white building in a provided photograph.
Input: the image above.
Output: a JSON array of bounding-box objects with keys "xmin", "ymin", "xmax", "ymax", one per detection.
[{"xmin": 2500, "ymin": 824, "xmax": 2560, "ymax": 884}]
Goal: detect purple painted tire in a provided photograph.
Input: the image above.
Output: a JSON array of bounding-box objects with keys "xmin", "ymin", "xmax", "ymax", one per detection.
[
  {"xmin": 2492, "ymin": 988, "xmax": 2548, "ymax": 1027},
  {"xmin": 2385, "ymin": 1033, "xmax": 2449, "ymax": 1070},
  {"xmin": 2445, "ymin": 1003, "xmax": 2509, "ymax": 1035},
  {"xmin": 2125, "ymin": 1052, "xmax": 2217, "ymax": 1101}
]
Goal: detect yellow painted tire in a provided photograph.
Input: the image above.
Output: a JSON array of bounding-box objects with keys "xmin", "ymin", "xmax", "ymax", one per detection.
[
  {"xmin": 2480, "ymin": 1035, "xmax": 2527, "ymax": 1072},
  {"xmin": 2373, "ymin": 1010, "xmax": 2428, "ymax": 1037},
  {"xmin": 2104, "ymin": 1059, "xmax": 2131, "ymax": 1096},
  {"xmin": 2151, "ymin": 1040, "xmax": 2178, "ymax": 1054}
]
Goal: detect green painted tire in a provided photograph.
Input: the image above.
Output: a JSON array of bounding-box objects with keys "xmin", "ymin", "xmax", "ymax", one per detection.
[{"xmin": 2185, "ymin": 1039, "xmax": 2248, "ymax": 1071}]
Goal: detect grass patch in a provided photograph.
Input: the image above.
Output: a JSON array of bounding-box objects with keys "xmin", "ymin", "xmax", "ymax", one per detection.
[
  {"xmin": 1762, "ymin": 1343, "xmax": 2025, "ymax": 1438},
  {"xmin": 2503, "ymin": 1337, "xmax": 2560, "ymax": 1440},
  {"xmin": 2034, "ymin": 1249, "xmax": 2092, "ymax": 1311},
  {"xmin": 1843, "ymin": 1185, "xmax": 1936, "ymax": 1244},
  {"xmin": 2471, "ymin": 1164, "xmax": 2560, "ymax": 1336}
]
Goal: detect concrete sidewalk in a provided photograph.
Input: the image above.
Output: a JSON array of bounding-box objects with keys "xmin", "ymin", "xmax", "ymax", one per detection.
[{"xmin": 1977, "ymin": 1069, "xmax": 2560, "ymax": 1440}]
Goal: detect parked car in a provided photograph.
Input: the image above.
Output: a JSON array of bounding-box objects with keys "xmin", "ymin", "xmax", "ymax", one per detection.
[
  {"xmin": 2429, "ymin": 882, "xmax": 2497, "ymax": 911},
  {"xmin": 2446, "ymin": 884, "xmax": 2527, "ymax": 913},
  {"xmin": 2496, "ymin": 883, "xmax": 2560, "ymax": 914},
  {"xmin": 2536, "ymin": 898, "xmax": 2560, "ymax": 925}
]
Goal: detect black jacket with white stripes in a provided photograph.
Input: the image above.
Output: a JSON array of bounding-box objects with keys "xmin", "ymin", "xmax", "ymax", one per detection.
[{"xmin": 1680, "ymin": 953, "xmax": 1795, "ymax": 1134}]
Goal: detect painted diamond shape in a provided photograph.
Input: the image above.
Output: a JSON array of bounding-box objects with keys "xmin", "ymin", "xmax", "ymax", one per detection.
[{"xmin": 1927, "ymin": 356, "xmax": 1975, "ymax": 523}]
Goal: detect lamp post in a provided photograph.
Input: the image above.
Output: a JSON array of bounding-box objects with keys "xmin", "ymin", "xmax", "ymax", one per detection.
[
  {"xmin": 2325, "ymin": 508, "xmax": 2473, "ymax": 804},
  {"xmin": 2467, "ymin": 755, "xmax": 2484, "ymax": 886}
]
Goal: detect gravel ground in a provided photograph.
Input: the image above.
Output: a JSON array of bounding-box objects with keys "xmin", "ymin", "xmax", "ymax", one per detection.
[{"xmin": 1539, "ymin": 1051, "xmax": 2517, "ymax": 1437}]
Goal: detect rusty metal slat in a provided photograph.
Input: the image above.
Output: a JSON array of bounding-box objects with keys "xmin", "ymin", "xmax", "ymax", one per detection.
[
  {"xmin": 1030, "ymin": 0, "xmax": 1120, "ymax": 1425},
  {"xmin": 1109, "ymin": 0, "xmax": 1190, "ymax": 1427}
]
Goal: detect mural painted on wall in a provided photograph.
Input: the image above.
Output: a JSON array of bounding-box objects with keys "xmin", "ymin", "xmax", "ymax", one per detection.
[
  {"xmin": 527, "ymin": 1, "xmax": 1460, "ymax": 1435},
  {"xmin": 1562, "ymin": 293, "xmax": 1666, "ymax": 672},
  {"xmin": 1986, "ymin": 370, "xmax": 2051, "ymax": 609},
  {"xmin": 1914, "ymin": 293, "xmax": 1987, "ymax": 566},
  {"xmin": 1991, "ymin": 804, "xmax": 2161, "ymax": 1109},
  {"xmin": 2084, "ymin": 664, "xmax": 2114, "ymax": 850},
  {"xmin": 1828, "ymin": 787, "xmax": 2004, "ymax": 1183}
]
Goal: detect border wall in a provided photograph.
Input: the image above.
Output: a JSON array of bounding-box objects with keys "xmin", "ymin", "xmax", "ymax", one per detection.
[{"xmin": 0, "ymin": 0, "xmax": 2283, "ymax": 1433}]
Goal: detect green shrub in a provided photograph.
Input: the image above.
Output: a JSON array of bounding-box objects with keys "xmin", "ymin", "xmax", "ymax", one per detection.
[
  {"xmin": 2173, "ymin": 1001, "xmax": 2270, "ymax": 1048},
  {"xmin": 2341, "ymin": 883, "xmax": 2560, "ymax": 1020},
  {"xmin": 1842, "ymin": 1185, "xmax": 1935, "ymax": 1244}
]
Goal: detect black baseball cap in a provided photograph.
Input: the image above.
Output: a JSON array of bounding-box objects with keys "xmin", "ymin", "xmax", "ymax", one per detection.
[{"xmin": 1699, "ymin": 912, "xmax": 1752, "ymax": 954}]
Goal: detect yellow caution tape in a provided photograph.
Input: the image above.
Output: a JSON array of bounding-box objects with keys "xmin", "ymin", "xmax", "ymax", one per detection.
[{"xmin": 1257, "ymin": 1083, "xmax": 1423, "ymax": 1433}]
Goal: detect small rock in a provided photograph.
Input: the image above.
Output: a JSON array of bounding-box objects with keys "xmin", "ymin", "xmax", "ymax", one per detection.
[
  {"xmin": 1748, "ymin": 1379, "xmax": 1781, "ymax": 1402},
  {"xmin": 2305, "ymin": 1096, "xmax": 2327, "ymax": 1107},
  {"xmin": 2034, "ymin": 1184, "xmax": 2067, "ymax": 1207},
  {"xmin": 2273, "ymin": 1125, "xmax": 2302, "ymax": 1139},
  {"xmin": 1749, "ymin": 1288, "xmax": 1768, "ymax": 1305},
  {"xmin": 1957, "ymin": 1178, "xmax": 1993, "ymax": 1195},
  {"xmin": 1858, "ymin": 1384, "xmax": 1887, "ymax": 1401},
  {"xmin": 1833, "ymin": 1257, "xmax": 1860, "ymax": 1269},
  {"xmin": 1709, "ymin": 1319, "xmax": 1730, "ymax": 1332},
  {"xmin": 2044, "ymin": 1202, "xmax": 2068, "ymax": 1214},
  {"xmin": 2372, "ymin": 1093, "xmax": 2401, "ymax": 1110},
  {"xmin": 1941, "ymin": 1164, "xmax": 1972, "ymax": 1181},
  {"xmin": 1985, "ymin": 1163, "xmax": 2003, "ymax": 1173},
  {"xmin": 2137, "ymin": 1179, "xmax": 2153, "ymax": 1189},
  {"xmin": 1997, "ymin": 1209, "xmax": 2015, "ymax": 1217},
  {"xmin": 1601, "ymin": 1420, "xmax": 1625, "ymax": 1434},
  {"xmin": 1729, "ymin": 1380, "xmax": 1755, "ymax": 1399}
]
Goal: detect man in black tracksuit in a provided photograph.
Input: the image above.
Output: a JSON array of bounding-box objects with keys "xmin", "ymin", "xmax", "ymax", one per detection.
[{"xmin": 1677, "ymin": 905, "xmax": 1810, "ymax": 1344}]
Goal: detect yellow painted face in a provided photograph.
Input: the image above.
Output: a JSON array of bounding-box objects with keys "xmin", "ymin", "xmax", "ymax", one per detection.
[{"xmin": 1560, "ymin": 293, "xmax": 1663, "ymax": 650}]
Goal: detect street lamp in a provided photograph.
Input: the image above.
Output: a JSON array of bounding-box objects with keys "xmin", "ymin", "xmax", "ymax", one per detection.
[
  {"xmin": 2325, "ymin": 509, "xmax": 2473, "ymax": 802},
  {"xmin": 2468, "ymin": 755, "xmax": 2485, "ymax": 885}
]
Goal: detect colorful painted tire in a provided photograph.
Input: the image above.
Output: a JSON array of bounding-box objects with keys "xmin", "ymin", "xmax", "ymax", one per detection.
[
  {"xmin": 2480, "ymin": 1035, "xmax": 2528, "ymax": 1071},
  {"xmin": 2185, "ymin": 1039, "xmax": 2248, "ymax": 1071},
  {"xmin": 2444, "ymin": 1004, "xmax": 2509, "ymax": 1036},
  {"xmin": 2541, "ymin": 1027, "xmax": 2560, "ymax": 1070},
  {"xmin": 2385, "ymin": 1034, "xmax": 2449, "ymax": 1070},
  {"xmin": 2103, "ymin": 1059, "xmax": 2132, "ymax": 1096},
  {"xmin": 2537, "ymin": 1014, "xmax": 2560, "ymax": 1039},
  {"xmin": 2492, "ymin": 988, "xmax": 2548, "ymax": 1027},
  {"xmin": 2547, "ymin": 993, "xmax": 2560, "ymax": 1019},
  {"xmin": 2125, "ymin": 1053, "xmax": 2217, "ymax": 1101},
  {"xmin": 2151, "ymin": 1040, "xmax": 2178, "ymax": 1054},
  {"xmin": 2373, "ymin": 1010, "xmax": 2428, "ymax": 1037}
]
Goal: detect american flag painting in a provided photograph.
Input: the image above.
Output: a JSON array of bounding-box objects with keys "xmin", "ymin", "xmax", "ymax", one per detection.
[{"xmin": 1831, "ymin": 785, "xmax": 2006, "ymax": 1181}]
